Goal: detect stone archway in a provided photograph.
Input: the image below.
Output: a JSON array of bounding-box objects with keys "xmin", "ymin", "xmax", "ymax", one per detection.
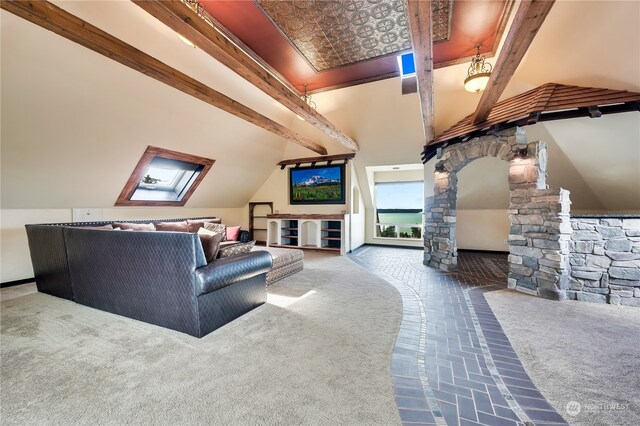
[{"xmin": 424, "ymin": 127, "xmax": 572, "ymax": 301}]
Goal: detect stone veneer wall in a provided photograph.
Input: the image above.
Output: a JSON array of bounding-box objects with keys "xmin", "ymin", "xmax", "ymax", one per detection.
[
  {"xmin": 425, "ymin": 127, "xmax": 572, "ymax": 301},
  {"xmin": 568, "ymin": 216, "xmax": 640, "ymax": 306}
]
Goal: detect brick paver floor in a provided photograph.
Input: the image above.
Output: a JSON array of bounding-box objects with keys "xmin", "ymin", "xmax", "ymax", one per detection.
[{"xmin": 349, "ymin": 246, "xmax": 567, "ymax": 426}]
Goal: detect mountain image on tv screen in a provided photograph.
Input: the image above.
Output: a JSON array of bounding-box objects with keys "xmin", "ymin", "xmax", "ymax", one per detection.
[{"xmin": 290, "ymin": 165, "xmax": 344, "ymax": 204}]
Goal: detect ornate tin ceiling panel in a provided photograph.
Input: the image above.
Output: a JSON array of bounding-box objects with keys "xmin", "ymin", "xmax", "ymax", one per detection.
[{"xmin": 256, "ymin": 0, "xmax": 453, "ymax": 72}]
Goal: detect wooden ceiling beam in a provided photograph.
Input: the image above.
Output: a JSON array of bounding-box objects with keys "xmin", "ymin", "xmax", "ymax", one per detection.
[
  {"xmin": 133, "ymin": 0, "xmax": 359, "ymax": 152},
  {"xmin": 1, "ymin": 0, "xmax": 327, "ymax": 155},
  {"xmin": 406, "ymin": 0, "xmax": 436, "ymax": 143},
  {"xmin": 471, "ymin": 0, "xmax": 555, "ymax": 124}
]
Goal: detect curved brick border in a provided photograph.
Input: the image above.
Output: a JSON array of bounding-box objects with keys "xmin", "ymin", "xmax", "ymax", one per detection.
[{"xmin": 351, "ymin": 247, "xmax": 568, "ymax": 426}]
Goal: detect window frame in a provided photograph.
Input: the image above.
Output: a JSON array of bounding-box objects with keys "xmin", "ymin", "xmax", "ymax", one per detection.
[
  {"xmin": 373, "ymin": 180, "xmax": 424, "ymax": 241},
  {"xmin": 115, "ymin": 145, "xmax": 214, "ymax": 207}
]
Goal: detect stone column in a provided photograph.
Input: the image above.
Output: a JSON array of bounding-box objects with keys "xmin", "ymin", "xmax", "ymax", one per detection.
[
  {"xmin": 424, "ymin": 172, "xmax": 457, "ymax": 270},
  {"xmin": 424, "ymin": 126, "xmax": 572, "ymax": 301},
  {"xmin": 508, "ymin": 188, "xmax": 572, "ymax": 300}
]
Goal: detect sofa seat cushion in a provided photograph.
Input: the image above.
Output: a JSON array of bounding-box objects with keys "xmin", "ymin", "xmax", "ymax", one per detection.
[
  {"xmin": 251, "ymin": 246, "xmax": 304, "ymax": 285},
  {"xmin": 252, "ymin": 246, "xmax": 304, "ymax": 270}
]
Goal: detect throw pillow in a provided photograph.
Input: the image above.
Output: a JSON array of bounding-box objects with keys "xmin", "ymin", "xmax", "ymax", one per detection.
[
  {"xmin": 187, "ymin": 218, "xmax": 222, "ymax": 233},
  {"xmin": 197, "ymin": 228, "xmax": 224, "ymax": 262},
  {"xmin": 82, "ymin": 224, "xmax": 113, "ymax": 230},
  {"xmin": 113, "ymin": 222, "xmax": 155, "ymax": 231},
  {"xmin": 204, "ymin": 222, "xmax": 227, "ymax": 240},
  {"xmin": 217, "ymin": 240, "xmax": 256, "ymax": 259},
  {"xmin": 155, "ymin": 221, "xmax": 189, "ymax": 232},
  {"xmin": 226, "ymin": 225, "xmax": 241, "ymax": 241}
]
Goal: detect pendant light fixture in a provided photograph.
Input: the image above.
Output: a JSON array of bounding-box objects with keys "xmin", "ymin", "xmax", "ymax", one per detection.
[{"xmin": 464, "ymin": 44, "xmax": 493, "ymax": 93}]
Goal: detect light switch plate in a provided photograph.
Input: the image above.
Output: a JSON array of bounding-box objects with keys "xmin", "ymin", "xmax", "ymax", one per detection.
[{"xmin": 72, "ymin": 208, "xmax": 103, "ymax": 222}]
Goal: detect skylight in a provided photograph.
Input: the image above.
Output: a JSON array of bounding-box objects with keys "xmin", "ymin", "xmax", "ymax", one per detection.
[
  {"xmin": 115, "ymin": 146, "xmax": 214, "ymax": 206},
  {"xmin": 397, "ymin": 52, "xmax": 416, "ymax": 78}
]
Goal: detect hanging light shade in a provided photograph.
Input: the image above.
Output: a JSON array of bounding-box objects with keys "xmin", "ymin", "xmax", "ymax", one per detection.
[{"xmin": 464, "ymin": 45, "xmax": 492, "ymax": 93}]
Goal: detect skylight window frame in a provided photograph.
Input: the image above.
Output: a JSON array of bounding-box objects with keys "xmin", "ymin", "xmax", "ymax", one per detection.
[{"xmin": 115, "ymin": 146, "xmax": 214, "ymax": 207}]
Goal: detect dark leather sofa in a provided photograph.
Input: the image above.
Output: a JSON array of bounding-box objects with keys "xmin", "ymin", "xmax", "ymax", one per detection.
[{"xmin": 25, "ymin": 217, "xmax": 272, "ymax": 338}]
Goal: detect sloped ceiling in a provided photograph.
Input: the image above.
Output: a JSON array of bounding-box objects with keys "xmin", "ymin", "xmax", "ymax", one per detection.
[
  {"xmin": 0, "ymin": 1, "xmax": 303, "ymax": 209},
  {"xmin": 2, "ymin": 0, "xmax": 639, "ymax": 214}
]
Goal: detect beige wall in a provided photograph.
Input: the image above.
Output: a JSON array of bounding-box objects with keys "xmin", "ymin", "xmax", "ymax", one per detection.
[
  {"xmin": 456, "ymin": 210, "xmax": 510, "ymax": 252},
  {"xmin": 1, "ymin": 209, "xmax": 71, "ymax": 283}
]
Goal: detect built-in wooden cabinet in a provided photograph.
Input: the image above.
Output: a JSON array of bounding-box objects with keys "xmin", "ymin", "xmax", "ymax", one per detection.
[{"xmin": 266, "ymin": 214, "xmax": 347, "ymax": 255}]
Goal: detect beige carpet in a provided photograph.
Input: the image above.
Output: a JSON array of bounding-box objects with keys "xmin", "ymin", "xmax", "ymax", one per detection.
[
  {"xmin": 1, "ymin": 253, "xmax": 402, "ymax": 425},
  {"xmin": 486, "ymin": 290, "xmax": 640, "ymax": 426}
]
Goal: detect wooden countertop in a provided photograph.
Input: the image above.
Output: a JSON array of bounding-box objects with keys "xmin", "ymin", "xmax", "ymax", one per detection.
[{"xmin": 267, "ymin": 213, "xmax": 345, "ymax": 220}]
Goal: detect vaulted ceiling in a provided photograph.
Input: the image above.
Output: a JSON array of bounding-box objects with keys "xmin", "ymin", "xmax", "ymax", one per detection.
[{"xmin": 201, "ymin": 0, "xmax": 513, "ymax": 92}]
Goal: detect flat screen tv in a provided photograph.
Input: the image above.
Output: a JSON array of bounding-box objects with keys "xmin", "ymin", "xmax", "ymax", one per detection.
[{"xmin": 289, "ymin": 164, "xmax": 346, "ymax": 205}]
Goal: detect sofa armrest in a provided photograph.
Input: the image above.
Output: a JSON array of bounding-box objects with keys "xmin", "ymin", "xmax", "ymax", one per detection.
[
  {"xmin": 194, "ymin": 251, "xmax": 272, "ymax": 296},
  {"xmin": 238, "ymin": 230, "xmax": 250, "ymax": 243}
]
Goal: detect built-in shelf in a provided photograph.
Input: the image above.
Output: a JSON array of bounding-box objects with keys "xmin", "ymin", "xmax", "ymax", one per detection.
[
  {"xmin": 267, "ymin": 214, "xmax": 346, "ymax": 255},
  {"xmin": 249, "ymin": 202, "xmax": 273, "ymax": 241}
]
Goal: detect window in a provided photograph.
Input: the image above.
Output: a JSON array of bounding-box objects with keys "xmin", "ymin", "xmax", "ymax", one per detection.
[
  {"xmin": 397, "ymin": 52, "xmax": 417, "ymax": 95},
  {"xmin": 115, "ymin": 146, "xmax": 214, "ymax": 206},
  {"xmin": 397, "ymin": 52, "xmax": 416, "ymax": 77},
  {"xmin": 375, "ymin": 181, "xmax": 423, "ymax": 239}
]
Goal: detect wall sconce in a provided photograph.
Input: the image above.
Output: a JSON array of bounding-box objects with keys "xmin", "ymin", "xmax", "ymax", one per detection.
[
  {"xmin": 513, "ymin": 147, "xmax": 528, "ymax": 160},
  {"xmin": 435, "ymin": 163, "xmax": 447, "ymax": 173},
  {"xmin": 297, "ymin": 84, "xmax": 316, "ymax": 121}
]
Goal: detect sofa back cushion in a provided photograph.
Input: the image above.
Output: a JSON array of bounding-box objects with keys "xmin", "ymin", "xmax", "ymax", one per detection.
[
  {"xmin": 113, "ymin": 222, "xmax": 155, "ymax": 231},
  {"xmin": 187, "ymin": 218, "xmax": 222, "ymax": 233},
  {"xmin": 155, "ymin": 221, "xmax": 189, "ymax": 232}
]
